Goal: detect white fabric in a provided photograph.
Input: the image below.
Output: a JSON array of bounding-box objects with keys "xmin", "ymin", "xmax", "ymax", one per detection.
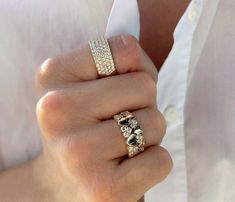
[
  {"xmin": 0, "ymin": 0, "xmax": 113, "ymax": 170},
  {"xmin": 105, "ymin": 0, "xmax": 200, "ymax": 201},
  {"xmin": 105, "ymin": 0, "xmax": 140, "ymax": 39},
  {"xmin": 1, "ymin": 0, "xmax": 235, "ymax": 202},
  {"xmin": 106, "ymin": 0, "xmax": 235, "ymax": 202},
  {"xmin": 185, "ymin": 1, "xmax": 235, "ymax": 201}
]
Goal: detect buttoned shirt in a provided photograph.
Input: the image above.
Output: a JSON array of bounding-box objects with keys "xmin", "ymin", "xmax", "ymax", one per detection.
[
  {"xmin": 106, "ymin": 0, "xmax": 235, "ymax": 201},
  {"xmin": 0, "ymin": 0, "xmax": 234, "ymax": 202},
  {"xmin": 105, "ymin": 0, "xmax": 201, "ymax": 201}
]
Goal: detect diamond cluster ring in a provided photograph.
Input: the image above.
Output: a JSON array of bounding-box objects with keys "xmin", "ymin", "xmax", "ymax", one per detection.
[
  {"xmin": 89, "ymin": 37, "xmax": 116, "ymax": 77},
  {"xmin": 113, "ymin": 111, "xmax": 146, "ymax": 158}
]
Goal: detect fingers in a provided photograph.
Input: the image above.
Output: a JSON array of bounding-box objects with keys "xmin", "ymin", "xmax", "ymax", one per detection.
[
  {"xmin": 53, "ymin": 107, "xmax": 166, "ymax": 162},
  {"xmin": 34, "ymin": 33, "xmax": 170, "ymax": 202},
  {"xmin": 115, "ymin": 146, "xmax": 173, "ymax": 201},
  {"xmin": 81, "ymin": 72, "xmax": 157, "ymax": 120},
  {"xmin": 36, "ymin": 72, "xmax": 156, "ymax": 137},
  {"xmin": 92, "ymin": 108, "xmax": 167, "ymax": 159},
  {"xmin": 35, "ymin": 34, "xmax": 157, "ymax": 95}
]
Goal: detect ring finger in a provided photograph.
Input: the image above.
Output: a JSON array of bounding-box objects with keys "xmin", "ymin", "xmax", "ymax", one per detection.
[{"xmin": 70, "ymin": 107, "xmax": 167, "ymax": 160}]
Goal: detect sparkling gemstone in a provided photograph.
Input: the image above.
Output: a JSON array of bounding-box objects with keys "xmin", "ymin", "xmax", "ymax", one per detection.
[
  {"xmin": 121, "ymin": 126, "xmax": 127, "ymax": 132},
  {"xmin": 113, "ymin": 114, "xmax": 122, "ymax": 122},
  {"xmin": 133, "ymin": 147, "xmax": 138, "ymax": 152},
  {"xmin": 126, "ymin": 127, "xmax": 132, "ymax": 133},
  {"xmin": 128, "ymin": 146, "xmax": 140, "ymax": 157},
  {"xmin": 123, "ymin": 132, "xmax": 131, "ymax": 138},
  {"xmin": 121, "ymin": 111, "xmax": 130, "ymax": 117},
  {"xmin": 130, "ymin": 121, "xmax": 137, "ymax": 128},
  {"xmin": 128, "ymin": 146, "xmax": 134, "ymax": 152},
  {"xmin": 129, "ymin": 119, "xmax": 137, "ymax": 125},
  {"xmin": 127, "ymin": 134, "xmax": 138, "ymax": 146},
  {"xmin": 134, "ymin": 128, "xmax": 143, "ymax": 135},
  {"xmin": 139, "ymin": 147, "xmax": 145, "ymax": 152}
]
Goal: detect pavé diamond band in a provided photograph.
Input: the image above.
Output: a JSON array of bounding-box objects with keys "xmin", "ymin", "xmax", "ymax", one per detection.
[
  {"xmin": 89, "ymin": 37, "xmax": 116, "ymax": 77},
  {"xmin": 113, "ymin": 111, "xmax": 146, "ymax": 158}
]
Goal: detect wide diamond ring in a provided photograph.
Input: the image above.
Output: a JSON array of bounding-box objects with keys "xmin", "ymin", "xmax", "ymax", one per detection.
[{"xmin": 89, "ymin": 36, "xmax": 116, "ymax": 77}]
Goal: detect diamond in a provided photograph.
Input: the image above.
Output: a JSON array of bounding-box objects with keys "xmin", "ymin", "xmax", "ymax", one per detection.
[
  {"xmin": 89, "ymin": 37, "xmax": 116, "ymax": 76},
  {"xmin": 121, "ymin": 111, "xmax": 130, "ymax": 117},
  {"xmin": 121, "ymin": 126, "xmax": 127, "ymax": 132},
  {"xmin": 126, "ymin": 127, "xmax": 132, "ymax": 133},
  {"xmin": 129, "ymin": 119, "xmax": 138, "ymax": 128},
  {"xmin": 128, "ymin": 146, "xmax": 140, "ymax": 157},
  {"xmin": 139, "ymin": 147, "xmax": 144, "ymax": 152},
  {"xmin": 113, "ymin": 114, "xmax": 122, "ymax": 122},
  {"xmin": 123, "ymin": 132, "xmax": 131, "ymax": 138},
  {"xmin": 134, "ymin": 128, "xmax": 143, "ymax": 135}
]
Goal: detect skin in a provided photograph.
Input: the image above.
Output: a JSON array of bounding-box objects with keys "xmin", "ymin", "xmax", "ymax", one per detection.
[
  {"xmin": 0, "ymin": 1, "xmax": 190, "ymax": 201},
  {"xmin": 0, "ymin": 35, "xmax": 172, "ymax": 202},
  {"xmin": 138, "ymin": 0, "xmax": 190, "ymax": 70}
]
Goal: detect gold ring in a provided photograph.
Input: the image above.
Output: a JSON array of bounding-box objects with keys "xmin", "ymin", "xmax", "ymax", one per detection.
[
  {"xmin": 89, "ymin": 37, "xmax": 116, "ymax": 77},
  {"xmin": 113, "ymin": 111, "xmax": 146, "ymax": 158}
]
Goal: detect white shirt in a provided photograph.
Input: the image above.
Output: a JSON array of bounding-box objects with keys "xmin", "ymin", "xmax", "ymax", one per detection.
[
  {"xmin": 0, "ymin": 0, "xmax": 235, "ymax": 202},
  {"xmin": 105, "ymin": 0, "xmax": 202, "ymax": 201},
  {"xmin": 106, "ymin": 0, "xmax": 235, "ymax": 202}
]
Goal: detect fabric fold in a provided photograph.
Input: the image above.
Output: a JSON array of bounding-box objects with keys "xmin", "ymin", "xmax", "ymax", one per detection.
[{"xmin": 105, "ymin": 0, "xmax": 140, "ymax": 40}]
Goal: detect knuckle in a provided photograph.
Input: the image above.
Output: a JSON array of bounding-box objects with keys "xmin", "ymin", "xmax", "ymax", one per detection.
[
  {"xmin": 135, "ymin": 72, "xmax": 156, "ymax": 98},
  {"xmin": 143, "ymin": 108, "xmax": 166, "ymax": 145},
  {"xmin": 157, "ymin": 111, "xmax": 167, "ymax": 136},
  {"xmin": 158, "ymin": 147, "xmax": 173, "ymax": 175},
  {"xmin": 35, "ymin": 57, "xmax": 59, "ymax": 87},
  {"xmin": 144, "ymin": 108, "xmax": 158, "ymax": 122},
  {"xmin": 143, "ymin": 109, "xmax": 167, "ymax": 144},
  {"xmin": 141, "ymin": 71, "xmax": 156, "ymax": 91},
  {"xmin": 36, "ymin": 87, "xmax": 90, "ymax": 135},
  {"xmin": 36, "ymin": 90, "xmax": 65, "ymax": 130},
  {"xmin": 149, "ymin": 146, "xmax": 173, "ymax": 183},
  {"xmin": 37, "ymin": 90, "xmax": 63, "ymax": 116}
]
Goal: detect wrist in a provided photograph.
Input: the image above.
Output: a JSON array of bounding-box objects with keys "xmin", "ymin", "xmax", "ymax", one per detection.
[{"xmin": 0, "ymin": 155, "xmax": 53, "ymax": 202}]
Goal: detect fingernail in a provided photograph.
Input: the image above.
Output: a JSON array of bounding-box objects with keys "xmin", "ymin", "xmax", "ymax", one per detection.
[
  {"xmin": 109, "ymin": 34, "xmax": 129, "ymax": 51},
  {"xmin": 121, "ymin": 34, "xmax": 129, "ymax": 46}
]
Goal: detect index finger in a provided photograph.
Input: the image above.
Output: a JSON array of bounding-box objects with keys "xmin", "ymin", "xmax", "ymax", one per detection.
[{"xmin": 35, "ymin": 34, "xmax": 158, "ymax": 94}]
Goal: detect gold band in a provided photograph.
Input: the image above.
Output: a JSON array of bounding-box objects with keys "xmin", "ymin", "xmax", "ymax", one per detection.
[
  {"xmin": 113, "ymin": 111, "xmax": 146, "ymax": 158},
  {"xmin": 89, "ymin": 37, "xmax": 116, "ymax": 77}
]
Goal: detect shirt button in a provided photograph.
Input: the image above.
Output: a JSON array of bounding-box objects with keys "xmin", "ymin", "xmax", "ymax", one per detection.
[
  {"xmin": 163, "ymin": 106, "xmax": 180, "ymax": 123},
  {"xmin": 188, "ymin": 4, "xmax": 199, "ymax": 21}
]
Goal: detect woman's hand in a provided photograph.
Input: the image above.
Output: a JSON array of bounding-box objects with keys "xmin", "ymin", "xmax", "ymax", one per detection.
[
  {"xmin": 0, "ymin": 35, "xmax": 172, "ymax": 202},
  {"xmin": 35, "ymin": 34, "xmax": 173, "ymax": 202}
]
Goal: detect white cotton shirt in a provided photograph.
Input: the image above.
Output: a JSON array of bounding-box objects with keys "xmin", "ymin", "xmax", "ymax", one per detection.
[
  {"xmin": 1, "ymin": 0, "xmax": 235, "ymax": 202},
  {"xmin": 105, "ymin": 0, "xmax": 202, "ymax": 201},
  {"xmin": 106, "ymin": 0, "xmax": 235, "ymax": 202}
]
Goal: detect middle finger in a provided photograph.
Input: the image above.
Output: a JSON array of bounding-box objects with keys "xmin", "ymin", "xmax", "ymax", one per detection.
[
  {"xmin": 38, "ymin": 71, "xmax": 157, "ymax": 135},
  {"xmin": 68, "ymin": 107, "xmax": 166, "ymax": 160}
]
